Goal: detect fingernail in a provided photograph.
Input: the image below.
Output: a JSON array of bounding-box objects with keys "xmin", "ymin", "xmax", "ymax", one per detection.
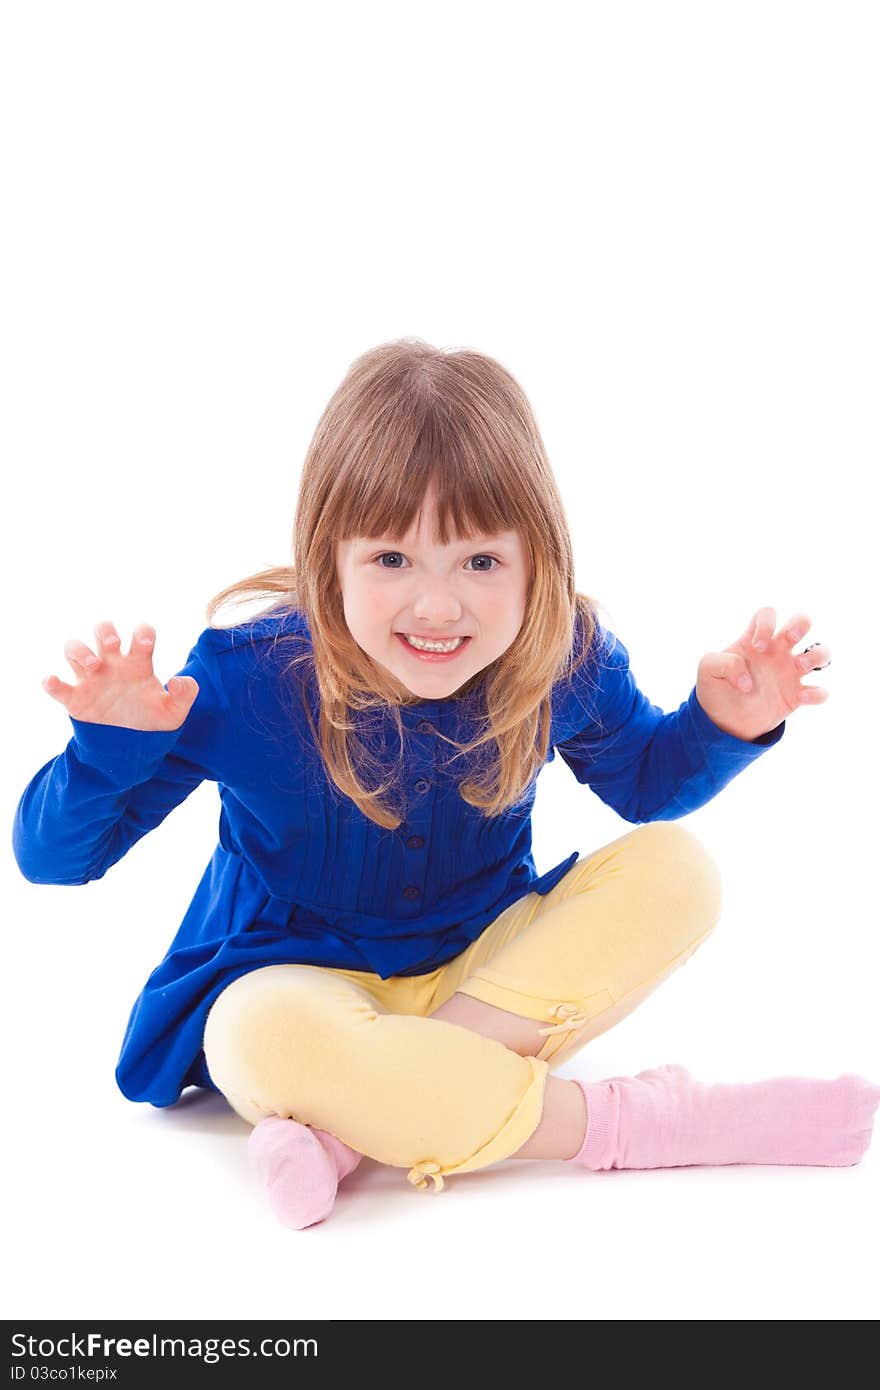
[
  {"xmin": 753, "ymin": 639, "xmax": 766, "ymax": 650},
  {"xmin": 738, "ymin": 675, "xmax": 752, "ymax": 690}
]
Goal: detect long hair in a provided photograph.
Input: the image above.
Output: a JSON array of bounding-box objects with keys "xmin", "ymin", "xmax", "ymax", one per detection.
[{"xmin": 206, "ymin": 338, "xmax": 603, "ymax": 830}]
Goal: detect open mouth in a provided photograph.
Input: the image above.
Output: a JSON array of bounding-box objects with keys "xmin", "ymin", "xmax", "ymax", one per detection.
[{"xmin": 396, "ymin": 633, "xmax": 472, "ymax": 661}]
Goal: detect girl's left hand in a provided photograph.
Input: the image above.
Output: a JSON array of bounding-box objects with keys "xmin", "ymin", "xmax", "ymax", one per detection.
[{"xmin": 695, "ymin": 607, "xmax": 831, "ymax": 742}]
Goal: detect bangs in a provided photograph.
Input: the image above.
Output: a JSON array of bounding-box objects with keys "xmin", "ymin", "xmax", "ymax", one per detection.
[{"xmin": 333, "ymin": 408, "xmax": 523, "ymax": 547}]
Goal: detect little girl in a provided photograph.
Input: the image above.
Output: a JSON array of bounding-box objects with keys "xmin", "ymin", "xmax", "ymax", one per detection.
[{"xmin": 14, "ymin": 338, "xmax": 879, "ymax": 1230}]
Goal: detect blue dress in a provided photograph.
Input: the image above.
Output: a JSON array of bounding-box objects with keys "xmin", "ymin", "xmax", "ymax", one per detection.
[{"xmin": 12, "ymin": 608, "xmax": 784, "ymax": 1107}]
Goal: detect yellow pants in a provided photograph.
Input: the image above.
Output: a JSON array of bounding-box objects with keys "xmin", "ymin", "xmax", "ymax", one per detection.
[{"xmin": 203, "ymin": 822, "xmax": 722, "ymax": 1191}]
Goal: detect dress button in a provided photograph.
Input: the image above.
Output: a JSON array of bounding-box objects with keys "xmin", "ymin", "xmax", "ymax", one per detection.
[
  {"xmin": 406, "ymin": 835, "xmax": 425, "ymax": 849},
  {"xmin": 414, "ymin": 779, "xmax": 431, "ymax": 794},
  {"xmin": 417, "ymin": 720, "xmax": 434, "ymax": 734},
  {"xmin": 402, "ymin": 884, "xmax": 421, "ymax": 900}
]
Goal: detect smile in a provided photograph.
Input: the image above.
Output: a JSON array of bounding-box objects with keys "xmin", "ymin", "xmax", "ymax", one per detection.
[{"xmin": 396, "ymin": 634, "xmax": 472, "ymax": 661}]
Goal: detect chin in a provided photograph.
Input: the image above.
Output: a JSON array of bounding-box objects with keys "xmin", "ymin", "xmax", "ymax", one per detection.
[
  {"xmin": 391, "ymin": 664, "xmax": 470, "ymax": 696},
  {"xmin": 396, "ymin": 669, "xmax": 462, "ymax": 691}
]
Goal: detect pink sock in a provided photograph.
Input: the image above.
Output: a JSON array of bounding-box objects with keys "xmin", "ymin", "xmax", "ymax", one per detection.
[
  {"xmin": 314, "ymin": 1126, "xmax": 363, "ymax": 1181},
  {"xmin": 567, "ymin": 1064, "xmax": 880, "ymax": 1170},
  {"xmin": 247, "ymin": 1116, "xmax": 363, "ymax": 1229}
]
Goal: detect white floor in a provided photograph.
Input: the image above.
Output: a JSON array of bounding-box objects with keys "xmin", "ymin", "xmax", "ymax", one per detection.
[
  {"xmin": 14, "ymin": 1079, "xmax": 876, "ymax": 1323},
  {"xmin": 5, "ymin": 779, "xmax": 879, "ymax": 1321}
]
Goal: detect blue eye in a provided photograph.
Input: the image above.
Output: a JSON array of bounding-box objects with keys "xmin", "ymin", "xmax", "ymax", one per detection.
[{"xmin": 374, "ymin": 552, "xmax": 499, "ymax": 572}]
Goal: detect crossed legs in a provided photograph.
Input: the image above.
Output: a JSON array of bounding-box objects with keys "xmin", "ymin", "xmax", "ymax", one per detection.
[
  {"xmin": 204, "ymin": 823, "xmax": 723, "ymax": 1185},
  {"xmin": 428, "ymin": 992, "xmax": 589, "ymax": 1158}
]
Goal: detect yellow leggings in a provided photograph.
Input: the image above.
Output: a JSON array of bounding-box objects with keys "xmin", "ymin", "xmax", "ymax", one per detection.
[{"xmin": 202, "ymin": 822, "xmax": 722, "ymax": 1191}]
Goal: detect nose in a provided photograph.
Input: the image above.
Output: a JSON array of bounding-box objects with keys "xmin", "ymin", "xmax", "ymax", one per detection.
[{"xmin": 412, "ymin": 580, "xmax": 464, "ymax": 626}]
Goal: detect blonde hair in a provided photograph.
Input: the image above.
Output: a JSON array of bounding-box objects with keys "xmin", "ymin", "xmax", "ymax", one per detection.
[{"xmin": 206, "ymin": 338, "xmax": 602, "ymax": 830}]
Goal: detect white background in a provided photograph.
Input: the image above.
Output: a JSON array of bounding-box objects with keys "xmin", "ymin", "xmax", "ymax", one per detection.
[{"xmin": 3, "ymin": 0, "xmax": 878, "ymax": 1322}]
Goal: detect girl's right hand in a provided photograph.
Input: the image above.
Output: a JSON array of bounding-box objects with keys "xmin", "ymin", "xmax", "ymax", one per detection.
[{"xmin": 42, "ymin": 621, "xmax": 200, "ymax": 731}]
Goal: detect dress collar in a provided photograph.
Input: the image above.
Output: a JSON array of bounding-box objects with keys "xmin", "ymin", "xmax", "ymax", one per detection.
[
  {"xmin": 396, "ymin": 682, "xmax": 485, "ymax": 727},
  {"xmin": 398, "ymin": 697, "xmax": 440, "ymax": 716}
]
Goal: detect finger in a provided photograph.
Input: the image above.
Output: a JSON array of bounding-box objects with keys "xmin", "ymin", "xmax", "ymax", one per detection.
[
  {"xmin": 167, "ymin": 675, "xmax": 198, "ymax": 701},
  {"xmin": 95, "ymin": 620, "xmax": 121, "ymax": 655},
  {"xmin": 749, "ymin": 606, "xmax": 777, "ymax": 651},
  {"xmin": 42, "ymin": 673, "xmax": 75, "ymax": 704},
  {"xmin": 64, "ymin": 638, "xmax": 101, "ymax": 674},
  {"xmin": 797, "ymin": 644, "xmax": 830, "ymax": 672},
  {"xmin": 730, "ymin": 656, "xmax": 753, "ymax": 691},
  {"xmin": 798, "ymin": 686, "xmax": 829, "ymax": 706},
  {"xmin": 129, "ymin": 623, "xmax": 156, "ymax": 661},
  {"xmin": 781, "ymin": 613, "xmax": 812, "ymax": 649},
  {"xmin": 701, "ymin": 651, "xmax": 753, "ymax": 690}
]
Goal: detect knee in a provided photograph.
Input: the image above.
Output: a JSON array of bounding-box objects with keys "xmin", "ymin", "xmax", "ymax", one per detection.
[
  {"xmin": 203, "ymin": 965, "xmax": 374, "ymax": 1090},
  {"xmin": 203, "ymin": 969, "xmax": 291, "ymax": 1090},
  {"xmin": 630, "ymin": 821, "xmax": 723, "ymax": 925}
]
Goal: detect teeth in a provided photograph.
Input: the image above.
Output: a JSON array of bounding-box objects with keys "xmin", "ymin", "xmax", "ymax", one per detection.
[{"xmin": 404, "ymin": 635, "xmax": 465, "ymax": 653}]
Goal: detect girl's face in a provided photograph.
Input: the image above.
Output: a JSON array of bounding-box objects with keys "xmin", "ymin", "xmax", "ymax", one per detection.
[{"xmin": 335, "ymin": 490, "xmax": 529, "ymax": 700}]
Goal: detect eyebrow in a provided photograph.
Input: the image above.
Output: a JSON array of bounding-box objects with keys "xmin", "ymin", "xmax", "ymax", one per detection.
[{"xmin": 357, "ymin": 533, "xmax": 515, "ymax": 549}]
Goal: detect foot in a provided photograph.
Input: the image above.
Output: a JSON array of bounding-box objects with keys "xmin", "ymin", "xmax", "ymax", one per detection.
[
  {"xmin": 248, "ymin": 1116, "xmax": 363, "ymax": 1228},
  {"xmin": 567, "ymin": 1065, "xmax": 880, "ymax": 1170}
]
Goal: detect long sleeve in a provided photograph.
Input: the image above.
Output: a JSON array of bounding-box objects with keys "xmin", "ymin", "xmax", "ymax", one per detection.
[
  {"xmin": 554, "ymin": 624, "xmax": 785, "ymax": 823},
  {"xmin": 11, "ymin": 629, "xmax": 228, "ymax": 886}
]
